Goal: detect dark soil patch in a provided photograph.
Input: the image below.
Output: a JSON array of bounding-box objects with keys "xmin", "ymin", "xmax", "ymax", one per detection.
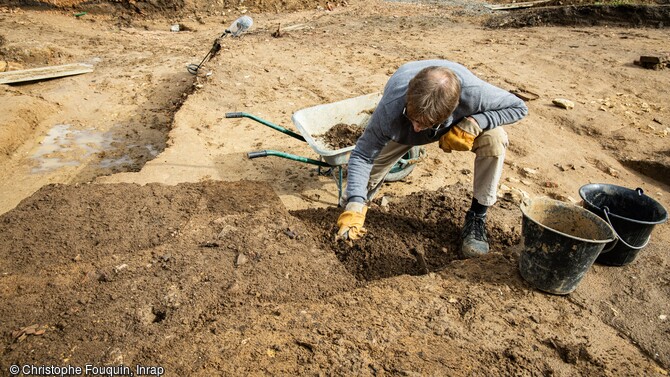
[
  {"xmin": 486, "ymin": 4, "xmax": 670, "ymax": 28},
  {"xmin": 291, "ymin": 182, "xmax": 522, "ymax": 281},
  {"xmin": 0, "ymin": 181, "xmax": 666, "ymax": 375},
  {"xmin": 318, "ymin": 123, "xmax": 365, "ymax": 150},
  {"xmin": 0, "ymin": 181, "xmax": 358, "ymax": 374}
]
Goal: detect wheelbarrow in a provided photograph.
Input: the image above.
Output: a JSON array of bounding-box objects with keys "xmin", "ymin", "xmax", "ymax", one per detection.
[{"xmin": 225, "ymin": 93, "xmax": 424, "ymax": 204}]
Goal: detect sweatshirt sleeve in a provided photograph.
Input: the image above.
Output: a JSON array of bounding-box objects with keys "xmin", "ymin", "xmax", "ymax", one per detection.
[
  {"xmin": 463, "ymin": 80, "xmax": 528, "ymax": 130},
  {"xmin": 344, "ymin": 109, "xmax": 391, "ymax": 204}
]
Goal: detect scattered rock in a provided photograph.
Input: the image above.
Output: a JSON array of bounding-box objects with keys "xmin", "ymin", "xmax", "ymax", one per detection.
[
  {"xmin": 499, "ymin": 185, "xmax": 530, "ymax": 204},
  {"xmin": 113, "ymin": 263, "xmax": 128, "ymax": 273},
  {"xmin": 12, "ymin": 324, "xmax": 48, "ymax": 342},
  {"xmin": 593, "ymin": 159, "xmax": 620, "ymax": 178},
  {"xmin": 552, "ymin": 98, "xmax": 575, "ymax": 109},
  {"xmin": 380, "ymin": 196, "xmax": 390, "ymax": 208},
  {"xmin": 283, "ymin": 228, "xmax": 297, "ymax": 239},
  {"xmin": 607, "ymin": 167, "xmax": 620, "ymax": 178},
  {"xmin": 521, "ymin": 167, "xmax": 537, "ymax": 177},
  {"xmin": 554, "ymin": 163, "xmax": 575, "ymax": 171},
  {"xmin": 634, "ymin": 54, "xmax": 670, "ymax": 70},
  {"xmin": 235, "ymin": 253, "xmax": 248, "ymax": 266}
]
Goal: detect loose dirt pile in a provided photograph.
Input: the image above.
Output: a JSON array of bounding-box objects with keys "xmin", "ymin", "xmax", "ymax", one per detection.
[
  {"xmin": 0, "ymin": 181, "xmax": 358, "ymax": 374},
  {"xmin": 293, "ymin": 182, "xmax": 521, "ymax": 281},
  {"xmin": 1, "ymin": 180, "xmax": 667, "ymax": 375}
]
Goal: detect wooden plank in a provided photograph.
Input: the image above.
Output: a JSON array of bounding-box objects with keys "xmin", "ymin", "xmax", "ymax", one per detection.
[
  {"xmin": 484, "ymin": 0, "xmax": 551, "ymax": 10},
  {"xmin": 0, "ymin": 63, "xmax": 94, "ymax": 85}
]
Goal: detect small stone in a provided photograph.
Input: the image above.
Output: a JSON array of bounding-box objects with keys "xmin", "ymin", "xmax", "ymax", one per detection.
[
  {"xmin": 607, "ymin": 167, "xmax": 620, "ymax": 178},
  {"xmin": 554, "ymin": 163, "xmax": 575, "ymax": 171},
  {"xmin": 380, "ymin": 196, "xmax": 389, "ymax": 208},
  {"xmin": 552, "ymin": 98, "xmax": 575, "ymax": 109},
  {"xmin": 521, "ymin": 167, "xmax": 537, "ymax": 177},
  {"xmin": 236, "ymin": 253, "xmax": 248, "ymax": 266},
  {"xmin": 114, "ymin": 264, "xmax": 128, "ymax": 273},
  {"xmin": 660, "ymin": 314, "xmax": 668, "ymax": 321}
]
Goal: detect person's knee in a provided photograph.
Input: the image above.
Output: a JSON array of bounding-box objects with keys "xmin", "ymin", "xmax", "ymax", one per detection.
[{"xmin": 473, "ymin": 127, "xmax": 508, "ymax": 157}]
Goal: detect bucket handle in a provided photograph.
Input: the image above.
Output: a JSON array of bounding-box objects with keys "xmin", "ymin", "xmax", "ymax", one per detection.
[{"xmin": 601, "ymin": 205, "xmax": 651, "ymax": 253}]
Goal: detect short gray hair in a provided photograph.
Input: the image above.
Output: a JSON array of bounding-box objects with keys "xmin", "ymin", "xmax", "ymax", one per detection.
[{"xmin": 406, "ymin": 66, "xmax": 461, "ymax": 129}]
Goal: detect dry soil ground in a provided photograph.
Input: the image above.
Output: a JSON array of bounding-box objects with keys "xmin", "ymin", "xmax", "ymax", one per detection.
[{"xmin": 0, "ymin": 0, "xmax": 669, "ymax": 375}]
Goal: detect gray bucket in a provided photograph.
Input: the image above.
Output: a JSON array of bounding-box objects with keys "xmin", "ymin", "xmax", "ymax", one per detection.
[{"xmin": 519, "ymin": 197, "xmax": 616, "ymax": 295}]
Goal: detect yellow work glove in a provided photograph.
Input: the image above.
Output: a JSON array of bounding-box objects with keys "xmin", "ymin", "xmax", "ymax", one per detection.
[
  {"xmin": 337, "ymin": 202, "xmax": 368, "ymax": 240},
  {"xmin": 439, "ymin": 117, "xmax": 482, "ymax": 153}
]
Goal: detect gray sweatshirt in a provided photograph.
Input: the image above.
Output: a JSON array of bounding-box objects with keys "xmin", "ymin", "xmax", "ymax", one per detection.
[{"xmin": 346, "ymin": 60, "xmax": 528, "ymax": 204}]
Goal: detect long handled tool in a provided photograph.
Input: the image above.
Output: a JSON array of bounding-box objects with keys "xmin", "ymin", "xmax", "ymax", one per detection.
[{"xmin": 187, "ymin": 16, "xmax": 253, "ymax": 75}]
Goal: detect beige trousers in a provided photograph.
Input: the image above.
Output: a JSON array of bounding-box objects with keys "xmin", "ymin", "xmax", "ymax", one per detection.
[{"xmin": 362, "ymin": 127, "xmax": 508, "ymax": 206}]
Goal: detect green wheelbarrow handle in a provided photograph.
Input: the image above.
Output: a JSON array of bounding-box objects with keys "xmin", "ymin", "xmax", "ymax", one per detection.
[{"xmin": 226, "ymin": 112, "xmax": 305, "ymax": 142}]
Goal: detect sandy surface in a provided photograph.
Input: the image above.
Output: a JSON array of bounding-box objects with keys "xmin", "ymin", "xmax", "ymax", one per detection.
[{"xmin": 1, "ymin": 0, "xmax": 669, "ymax": 375}]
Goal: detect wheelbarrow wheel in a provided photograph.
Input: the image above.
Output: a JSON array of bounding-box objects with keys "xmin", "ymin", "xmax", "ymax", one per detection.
[{"xmin": 385, "ymin": 146, "xmax": 421, "ymax": 182}]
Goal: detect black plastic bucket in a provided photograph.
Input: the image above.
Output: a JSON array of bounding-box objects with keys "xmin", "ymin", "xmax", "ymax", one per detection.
[
  {"xmin": 519, "ymin": 197, "xmax": 616, "ymax": 295},
  {"xmin": 579, "ymin": 183, "xmax": 668, "ymax": 266}
]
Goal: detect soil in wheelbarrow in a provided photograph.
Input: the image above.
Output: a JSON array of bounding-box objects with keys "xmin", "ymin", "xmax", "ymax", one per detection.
[
  {"xmin": 318, "ymin": 123, "xmax": 365, "ymax": 150},
  {"xmin": 0, "ymin": 180, "xmax": 667, "ymax": 375}
]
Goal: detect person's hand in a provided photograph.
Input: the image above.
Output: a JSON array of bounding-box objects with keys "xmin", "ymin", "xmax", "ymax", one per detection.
[
  {"xmin": 336, "ymin": 202, "xmax": 368, "ymax": 240},
  {"xmin": 439, "ymin": 117, "xmax": 482, "ymax": 153}
]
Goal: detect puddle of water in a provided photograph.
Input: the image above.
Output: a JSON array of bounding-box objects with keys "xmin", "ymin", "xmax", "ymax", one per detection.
[
  {"xmin": 31, "ymin": 158, "xmax": 81, "ymax": 173},
  {"xmin": 145, "ymin": 144, "xmax": 160, "ymax": 157},
  {"xmin": 31, "ymin": 124, "xmax": 162, "ymax": 174},
  {"xmin": 31, "ymin": 124, "xmax": 116, "ymax": 173},
  {"xmin": 100, "ymin": 154, "xmax": 133, "ymax": 168}
]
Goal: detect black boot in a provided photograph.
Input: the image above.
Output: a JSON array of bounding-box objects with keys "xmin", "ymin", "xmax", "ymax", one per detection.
[{"xmin": 461, "ymin": 210, "xmax": 489, "ymax": 258}]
